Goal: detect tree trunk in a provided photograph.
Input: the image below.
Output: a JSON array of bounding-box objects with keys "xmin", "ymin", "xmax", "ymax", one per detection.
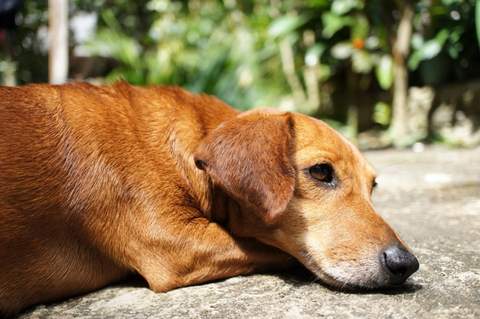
[
  {"xmin": 390, "ymin": 1, "xmax": 414, "ymax": 146},
  {"xmin": 1, "ymin": 59, "xmax": 16, "ymax": 86},
  {"xmin": 48, "ymin": 0, "xmax": 69, "ymax": 84},
  {"xmin": 279, "ymin": 38, "xmax": 307, "ymax": 110}
]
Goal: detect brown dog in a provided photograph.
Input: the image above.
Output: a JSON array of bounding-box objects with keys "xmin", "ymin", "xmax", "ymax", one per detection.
[{"xmin": 0, "ymin": 82, "xmax": 418, "ymax": 316}]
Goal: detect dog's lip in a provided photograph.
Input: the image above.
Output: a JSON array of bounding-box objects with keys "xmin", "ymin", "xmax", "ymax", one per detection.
[
  {"xmin": 297, "ymin": 250, "xmax": 346, "ymax": 288},
  {"xmin": 305, "ymin": 263, "xmax": 389, "ymax": 291},
  {"xmin": 298, "ymin": 250, "xmax": 392, "ymax": 291}
]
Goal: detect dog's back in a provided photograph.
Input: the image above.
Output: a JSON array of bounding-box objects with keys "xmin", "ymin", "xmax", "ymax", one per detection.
[
  {"xmin": 0, "ymin": 83, "xmax": 129, "ymax": 314},
  {"xmin": 0, "ymin": 83, "xmax": 236, "ymax": 315}
]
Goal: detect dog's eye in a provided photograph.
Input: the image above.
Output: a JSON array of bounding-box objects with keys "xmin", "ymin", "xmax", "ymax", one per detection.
[{"xmin": 309, "ymin": 163, "xmax": 334, "ymax": 184}]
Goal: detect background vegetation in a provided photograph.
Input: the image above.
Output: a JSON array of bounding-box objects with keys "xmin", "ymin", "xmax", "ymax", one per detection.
[{"xmin": 1, "ymin": 0, "xmax": 480, "ymax": 147}]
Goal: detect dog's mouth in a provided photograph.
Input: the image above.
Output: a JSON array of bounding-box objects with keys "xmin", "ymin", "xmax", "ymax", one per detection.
[
  {"xmin": 297, "ymin": 250, "xmax": 415, "ymax": 291},
  {"xmin": 302, "ymin": 262, "xmax": 381, "ymax": 291}
]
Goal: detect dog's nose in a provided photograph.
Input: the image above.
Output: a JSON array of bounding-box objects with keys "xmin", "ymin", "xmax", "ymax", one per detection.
[{"xmin": 381, "ymin": 245, "xmax": 419, "ymax": 284}]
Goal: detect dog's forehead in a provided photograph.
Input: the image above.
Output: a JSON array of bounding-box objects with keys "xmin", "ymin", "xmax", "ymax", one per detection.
[
  {"xmin": 292, "ymin": 113, "xmax": 350, "ymax": 152},
  {"xmin": 292, "ymin": 114, "xmax": 375, "ymax": 175}
]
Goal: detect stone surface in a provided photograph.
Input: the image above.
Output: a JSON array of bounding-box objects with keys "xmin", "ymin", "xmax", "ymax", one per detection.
[{"xmin": 19, "ymin": 147, "xmax": 480, "ymax": 319}]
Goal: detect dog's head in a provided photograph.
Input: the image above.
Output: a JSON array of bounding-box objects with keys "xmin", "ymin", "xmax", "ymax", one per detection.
[{"xmin": 194, "ymin": 110, "xmax": 418, "ymax": 289}]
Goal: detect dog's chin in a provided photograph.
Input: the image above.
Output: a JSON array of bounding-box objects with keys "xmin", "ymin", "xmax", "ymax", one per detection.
[
  {"xmin": 309, "ymin": 267, "xmax": 383, "ymax": 291},
  {"xmin": 300, "ymin": 258, "xmax": 390, "ymax": 291}
]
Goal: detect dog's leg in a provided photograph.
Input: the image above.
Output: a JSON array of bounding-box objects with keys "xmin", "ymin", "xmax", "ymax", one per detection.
[{"xmin": 125, "ymin": 214, "xmax": 293, "ymax": 292}]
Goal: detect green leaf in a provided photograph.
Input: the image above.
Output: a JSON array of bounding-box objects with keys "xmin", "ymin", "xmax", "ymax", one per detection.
[
  {"xmin": 421, "ymin": 41, "xmax": 443, "ymax": 59},
  {"xmin": 411, "ymin": 33, "xmax": 424, "ymax": 50},
  {"xmin": 84, "ymin": 29, "xmax": 141, "ymax": 66},
  {"xmin": 317, "ymin": 64, "xmax": 332, "ymax": 82},
  {"xmin": 321, "ymin": 12, "xmax": 352, "ymax": 38},
  {"xmin": 476, "ymin": 0, "xmax": 480, "ymax": 48},
  {"xmin": 373, "ymin": 101, "xmax": 391, "ymax": 126},
  {"xmin": 352, "ymin": 50, "xmax": 373, "ymax": 73},
  {"xmin": 305, "ymin": 43, "xmax": 326, "ymax": 66},
  {"xmin": 306, "ymin": 0, "xmax": 330, "ymax": 8},
  {"xmin": 331, "ymin": 42, "xmax": 353, "ymax": 59},
  {"xmin": 331, "ymin": 0, "xmax": 363, "ymax": 15},
  {"xmin": 408, "ymin": 51, "xmax": 423, "ymax": 70},
  {"xmin": 268, "ymin": 15, "xmax": 308, "ymax": 38},
  {"xmin": 375, "ymin": 54, "xmax": 393, "ymax": 90},
  {"xmin": 408, "ymin": 30, "xmax": 449, "ymax": 70},
  {"xmin": 351, "ymin": 15, "xmax": 369, "ymax": 40}
]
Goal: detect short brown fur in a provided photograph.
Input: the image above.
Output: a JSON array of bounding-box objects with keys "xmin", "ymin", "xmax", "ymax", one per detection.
[{"xmin": 0, "ymin": 83, "xmax": 416, "ymax": 316}]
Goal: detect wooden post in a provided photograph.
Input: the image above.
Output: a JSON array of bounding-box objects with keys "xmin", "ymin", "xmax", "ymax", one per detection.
[
  {"xmin": 48, "ymin": 0, "xmax": 68, "ymax": 84},
  {"xmin": 390, "ymin": 1, "xmax": 414, "ymax": 146}
]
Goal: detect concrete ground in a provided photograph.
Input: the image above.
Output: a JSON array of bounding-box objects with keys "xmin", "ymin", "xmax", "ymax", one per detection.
[{"xmin": 19, "ymin": 147, "xmax": 480, "ymax": 319}]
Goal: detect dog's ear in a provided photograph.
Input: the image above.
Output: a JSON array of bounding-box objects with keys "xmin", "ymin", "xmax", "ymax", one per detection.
[{"xmin": 194, "ymin": 111, "xmax": 295, "ymax": 224}]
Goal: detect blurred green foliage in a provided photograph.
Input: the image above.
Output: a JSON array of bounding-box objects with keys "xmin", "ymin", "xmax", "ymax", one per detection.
[{"xmin": 1, "ymin": 0, "xmax": 480, "ymax": 131}]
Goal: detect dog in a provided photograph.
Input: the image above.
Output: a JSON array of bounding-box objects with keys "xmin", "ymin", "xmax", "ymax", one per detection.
[{"xmin": 0, "ymin": 82, "xmax": 419, "ymax": 316}]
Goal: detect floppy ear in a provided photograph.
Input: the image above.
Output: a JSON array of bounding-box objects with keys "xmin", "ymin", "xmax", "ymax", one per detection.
[{"xmin": 194, "ymin": 111, "xmax": 295, "ymax": 224}]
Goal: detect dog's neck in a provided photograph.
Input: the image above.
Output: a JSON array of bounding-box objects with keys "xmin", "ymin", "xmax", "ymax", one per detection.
[
  {"xmin": 204, "ymin": 184, "xmax": 270, "ymax": 240},
  {"xmin": 208, "ymin": 186, "xmax": 241, "ymax": 228},
  {"xmin": 156, "ymin": 93, "xmax": 260, "ymax": 234}
]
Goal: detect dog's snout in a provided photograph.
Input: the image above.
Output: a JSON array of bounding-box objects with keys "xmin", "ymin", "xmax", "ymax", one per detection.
[{"xmin": 381, "ymin": 245, "xmax": 419, "ymax": 284}]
